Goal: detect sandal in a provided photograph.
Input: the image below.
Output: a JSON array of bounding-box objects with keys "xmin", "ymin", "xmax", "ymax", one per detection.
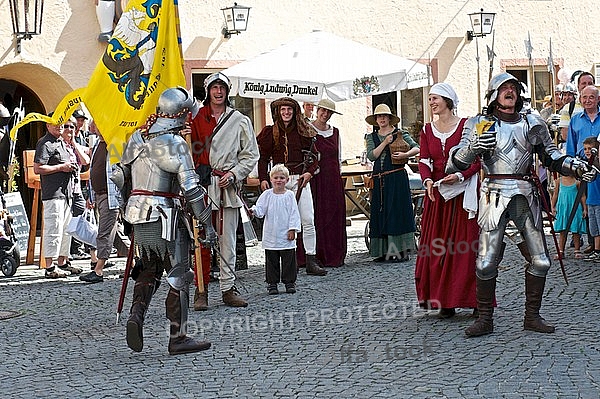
[
  {"xmin": 574, "ymin": 250, "xmax": 584, "ymax": 259},
  {"xmin": 58, "ymin": 261, "xmax": 83, "ymax": 275},
  {"xmin": 553, "ymin": 251, "xmax": 564, "ymax": 260}
]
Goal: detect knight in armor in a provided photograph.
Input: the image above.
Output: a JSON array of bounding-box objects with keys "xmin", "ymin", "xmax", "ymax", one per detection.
[
  {"xmin": 446, "ymin": 72, "xmax": 597, "ymax": 337},
  {"xmin": 111, "ymin": 87, "xmax": 217, "ymax": 354}
]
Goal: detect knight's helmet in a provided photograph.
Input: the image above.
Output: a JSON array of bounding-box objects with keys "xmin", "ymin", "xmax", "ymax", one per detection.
[
  {"xmin": 485, "ymin": 72, "xmax": 524, "ymax": 114},
  {"xmin": 203, "ymin": 72, "xmax": 232, "ymax": 106},
  {"xmin": 561, "ymin": 82, "xmax": 578, "ymax": 96},
  {"xmin": 148, "ymin": 87, "xmax": 194, "ymax": 133}
]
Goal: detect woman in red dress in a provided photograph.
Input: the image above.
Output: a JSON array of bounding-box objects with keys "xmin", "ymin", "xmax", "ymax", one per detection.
[{"xmin": 415, "ymin": 83, "xmax": 480, "ymax": 318}]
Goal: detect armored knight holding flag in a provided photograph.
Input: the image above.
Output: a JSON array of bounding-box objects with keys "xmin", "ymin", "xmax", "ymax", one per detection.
[
  {"xmin": 111, "ymin": 86, "xmax": 217, "ymax": 355},
  {"xmin": 446, "ymin": 72, "xmax": 596, "ymax": 337}
]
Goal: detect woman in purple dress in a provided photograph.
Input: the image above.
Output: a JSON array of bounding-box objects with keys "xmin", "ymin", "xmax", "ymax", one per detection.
[{"xmin": 302, "ymin": 99, "xmax": 347, "ymax": 267}]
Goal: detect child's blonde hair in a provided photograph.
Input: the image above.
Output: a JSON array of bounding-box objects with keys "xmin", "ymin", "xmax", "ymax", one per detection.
[{"xmin": 270, "ymin": 164, "xmax": 290, "ymax": 179}]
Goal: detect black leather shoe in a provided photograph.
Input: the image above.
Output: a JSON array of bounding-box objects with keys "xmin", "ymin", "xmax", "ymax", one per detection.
[
  {"xmin": 285, "ymin": 283, "xmax": 296, "ymax": 294},
  {"xmin": 79, "ymin": 271, "xmax": 103, "ymax": 283}
]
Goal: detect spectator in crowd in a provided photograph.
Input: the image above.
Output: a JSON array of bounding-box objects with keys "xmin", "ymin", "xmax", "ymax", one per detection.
[
  {"xmin": 34, "ymin": 116, "xmax": 82, "ymax": 278},
  {"xmin": 364, "ymin": 104, "xmax": 419, "ymax": 262},
  {"xmin": 302, "ymin": 102, "xmax": 315, "ymax": 122},
  {"xmin": 72, "ymin": 109, "xmax": 89, "ymax": 146},
  {"xmin": 257, "ymin": 97, "xmax": 328, "ymax": 276},
  {"xmin": 566, "ymin": 85, "xmax": 600, "ymax": 159},
  {"xmin": 415, "ymin": 83, "xmax": 480, "ymax": 318},
  {"xmin": 582, "ymin": 137, "xmax": 600, "ymax": 261},
  {"xmin": 551, "ymin": 168, "xmax": 586, "ymax": 260},
  {"xmin": 62, "ymin": 117, "xmax": 92, "ymax": 261},
  {"xmin": 559, "ymin": 72, "xmax": 595, "ymax": 142},
  {"xmin": 79, "ymin": 121, "xmax": 122, "ymax": 283},
  {"xmin": 251, "ymin": 164, "xmax": 301, "ymax": 295}
]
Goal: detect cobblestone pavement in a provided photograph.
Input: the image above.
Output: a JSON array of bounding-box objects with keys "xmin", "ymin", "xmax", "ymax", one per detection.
[{"xmin": 1, "ymin": 217, "xmax": 599, "ymax": 398}]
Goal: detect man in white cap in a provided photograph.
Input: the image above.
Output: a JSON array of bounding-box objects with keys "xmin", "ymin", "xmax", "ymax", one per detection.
[{"xmin": 189, "ymin": 72, "xmax": 259, "ymax": 308}]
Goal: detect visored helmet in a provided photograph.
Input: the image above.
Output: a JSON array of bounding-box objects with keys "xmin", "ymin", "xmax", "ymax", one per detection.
[
  {"xmin": 485, "ymin": 72, "xmax": 524, "ymax": 113},
  {"xmin": 203, "ymin": 72, "xmax": 232, "ymax": 105},
  {"xmin": 561, "ymin": 83, "xmax": 578, "ymax": 95},
  {"xmin": 148, "ymin": 86, "xmax": 193, "ymax": 133}
]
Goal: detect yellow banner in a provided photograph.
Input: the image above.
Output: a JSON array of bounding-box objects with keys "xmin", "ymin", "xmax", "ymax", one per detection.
[
  {"xmin": 9, "ymin": 89, "xmax": 85, "ymax": 141},
  {"xmin": 9, "ymin": 0, "xmax": 185, "ymax": 165},
  {"xmin": 84, "ymin": 0, "xmax": 185, "ymax": 163}
]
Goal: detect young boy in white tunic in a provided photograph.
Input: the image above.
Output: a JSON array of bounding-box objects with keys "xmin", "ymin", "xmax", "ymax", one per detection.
[{"xmin": 251, "ymin": 164, "xmax": 302, "ymax": 294}]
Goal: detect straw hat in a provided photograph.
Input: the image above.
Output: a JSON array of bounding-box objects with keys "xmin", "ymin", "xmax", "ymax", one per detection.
[
  {"xmin": 365, "ymin": 104, "xmax": 400, "ymax": 126},
  {"xmin": 316, "ymin": 98, "xmax": 342, "ymax": 115}
]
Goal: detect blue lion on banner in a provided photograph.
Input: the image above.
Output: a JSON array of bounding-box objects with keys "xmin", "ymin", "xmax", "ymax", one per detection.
[{"xmin": 102, "ymin": 0, "xmax": 161, "ymax": 110}]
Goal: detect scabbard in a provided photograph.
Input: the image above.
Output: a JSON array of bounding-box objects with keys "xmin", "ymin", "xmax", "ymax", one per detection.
[{"xmin": 116, "ymin": 232, "xmax": 135, "ymax": 323}]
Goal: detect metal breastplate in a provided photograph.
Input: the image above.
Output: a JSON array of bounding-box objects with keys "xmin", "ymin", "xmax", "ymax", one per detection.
[
  {"xmin": 483, "ymin": 118, "xmax": 532, "ymax": 175},
  {"xmin": 482, "ymin": 117, "xmax": 535, "ymax": 197},
  {"xmin": 123, "ymin": 132, "xmax": 198, "ymax": 224}
]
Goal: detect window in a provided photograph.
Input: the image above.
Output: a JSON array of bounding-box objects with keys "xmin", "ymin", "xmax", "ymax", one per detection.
[
  {"xmin": 401, "ymin": 88, "xmax": 425, "ymax": 140},
  {"xmin": 506, "ymin": 68, "xmax": 553, "ymax": 111},
  {"xmin": 191, "ymin": 71, "xmax": 255, "ymax": 125}
]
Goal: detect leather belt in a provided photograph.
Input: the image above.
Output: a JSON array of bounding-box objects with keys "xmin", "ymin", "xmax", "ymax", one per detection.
[
  {"xmin": 130, "ymin": 189, "xmax": 182, "ymax": 199},
  {"xmin": 484, "ymin": 174, "xmax": 532, "ymax": 181}
]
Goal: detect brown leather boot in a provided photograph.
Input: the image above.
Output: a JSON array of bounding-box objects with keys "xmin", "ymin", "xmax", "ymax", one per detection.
[
  {"xmin": 306, "ymin": 255, "xmax": 327, "ymax": 276},
  {"xmin": 465, "ymin": 277, "xmax": 496, "ymax": 337},
  {"xmin": 168, "ymin": 336, "xmax": 212, "ymax": 355},
  {"xmin": 126, "ymin": 281, "xmax": 155, "ymax": 352},
  {"xmin": 517, "ymin": 241, "xmax": 532, "ymax": 264},
  {"xmin": 193, "ymin": 285, "xmax": 209, "ymax": 311},
  {"xmin": 222, "ymin": 286, "xmax": 248, "ymax": 307},
  {"xmin": 166, "ymin": 287, "xmax": 211, "ymax": 355},
  {"xmin": 524, "ymin": 273, "xmax": 555, "ymax": 333}
]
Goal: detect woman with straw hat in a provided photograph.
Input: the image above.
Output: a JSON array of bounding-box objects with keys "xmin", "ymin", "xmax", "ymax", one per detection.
[
  {"xmin": 364, "ymin": 104, "xmax": 419, "ymax": 262},
  {"xmin": 304, "ymin": 98, "xmax": 347, "ymax": 267}
]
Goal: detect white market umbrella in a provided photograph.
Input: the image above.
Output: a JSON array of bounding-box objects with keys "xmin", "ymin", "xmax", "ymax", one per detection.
[{"xmin": 223, "ymin": 31, "xmax": 431, "ymax": 102}]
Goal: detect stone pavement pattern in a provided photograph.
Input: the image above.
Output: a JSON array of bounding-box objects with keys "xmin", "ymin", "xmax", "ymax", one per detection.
[{"xmin": 0, "ymin": 218, "xmax": 599, "ymax": 398}]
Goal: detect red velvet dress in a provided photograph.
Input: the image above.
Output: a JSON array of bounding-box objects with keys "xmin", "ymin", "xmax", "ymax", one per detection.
[{"xmin": 414, "ymin": 119, "xmax": 480, "ymax": 309}]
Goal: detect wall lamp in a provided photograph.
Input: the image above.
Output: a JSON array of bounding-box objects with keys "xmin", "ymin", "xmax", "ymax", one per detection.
[
  {"xmin": 8, "ymin": 0, "xmax": 44, "ymax": 53},
  {"xmin": 466, "ymin": 8, "xmax": 495, "ymax": 41},
  {"xmin": 221, "ymin": 3, "xmax": 250, "ymax": 39}
]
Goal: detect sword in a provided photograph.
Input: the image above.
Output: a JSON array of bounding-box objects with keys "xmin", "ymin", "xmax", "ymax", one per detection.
[{"xmin": 116, "ymin": 233, "xmax": 135, "ymax": 324}]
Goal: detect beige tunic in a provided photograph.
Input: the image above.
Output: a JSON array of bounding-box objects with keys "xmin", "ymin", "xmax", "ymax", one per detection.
[{"xmin": 208, "ymin": 107, "xmax": 259, "ymax": 209}]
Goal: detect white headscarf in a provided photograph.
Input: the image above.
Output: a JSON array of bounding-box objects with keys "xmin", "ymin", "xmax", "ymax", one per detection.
[{"xmin": 429, "ymin": 83, "xmax": 459, "ymax": 110}]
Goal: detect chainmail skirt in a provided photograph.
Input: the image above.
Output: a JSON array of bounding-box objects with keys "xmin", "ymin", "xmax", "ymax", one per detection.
[{"xmin": 133, "ymin": 221, "xmax": 175, "ymax": 262}]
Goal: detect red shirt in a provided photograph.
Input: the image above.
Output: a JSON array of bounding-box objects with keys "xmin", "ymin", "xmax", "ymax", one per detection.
[{"xmin": 190, "ymin": 106, "xmax": 216, "ymax": 167}]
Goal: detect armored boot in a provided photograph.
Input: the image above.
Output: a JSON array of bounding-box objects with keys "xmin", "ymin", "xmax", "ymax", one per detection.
[
  {"xmin": 193, "ymin": 285, "xmax": 209, "ymax": 311},
  {"xmin": 465, "ymin": 277, "xmax": 496, "ymax": 337},
  {"xmin": 523, "ymin": 273, "xmax": 555, "ymax": 333},
  {"xmin": 126, "ymin": 281, "xmax": 155, "ymax": 352},
  {"xmin": 306, "ymin": 255, "xmax": 327, "ymax": 276},
  {"xmin": 166, "ymin": 287, "xmax": 211, "ymax": 355}
]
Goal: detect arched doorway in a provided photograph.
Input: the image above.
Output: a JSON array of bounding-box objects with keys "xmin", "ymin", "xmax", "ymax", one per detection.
[{"xmin": 0, "ymin": 79, "xmax": 45, "ymax": 223}]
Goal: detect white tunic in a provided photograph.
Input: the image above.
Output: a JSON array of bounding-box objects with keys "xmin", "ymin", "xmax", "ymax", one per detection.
[{"xmin": 251, "ymin": 189, "xmax": 301, "ymax": 250}]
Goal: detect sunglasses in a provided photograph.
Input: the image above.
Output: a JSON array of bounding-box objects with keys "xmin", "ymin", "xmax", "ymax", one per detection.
[{"xmin": 63, "ymin": 125, "xmax": 76, "ymax": 129}]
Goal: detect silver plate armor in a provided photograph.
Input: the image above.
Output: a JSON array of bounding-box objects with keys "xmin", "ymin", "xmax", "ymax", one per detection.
[
  {"xmin": 120, "ymin": 130, "xmax": 204, "ymax": 225},
  {"xmin": 446, "ymin": 111, "xmax": 585, "ymax": 280}
]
